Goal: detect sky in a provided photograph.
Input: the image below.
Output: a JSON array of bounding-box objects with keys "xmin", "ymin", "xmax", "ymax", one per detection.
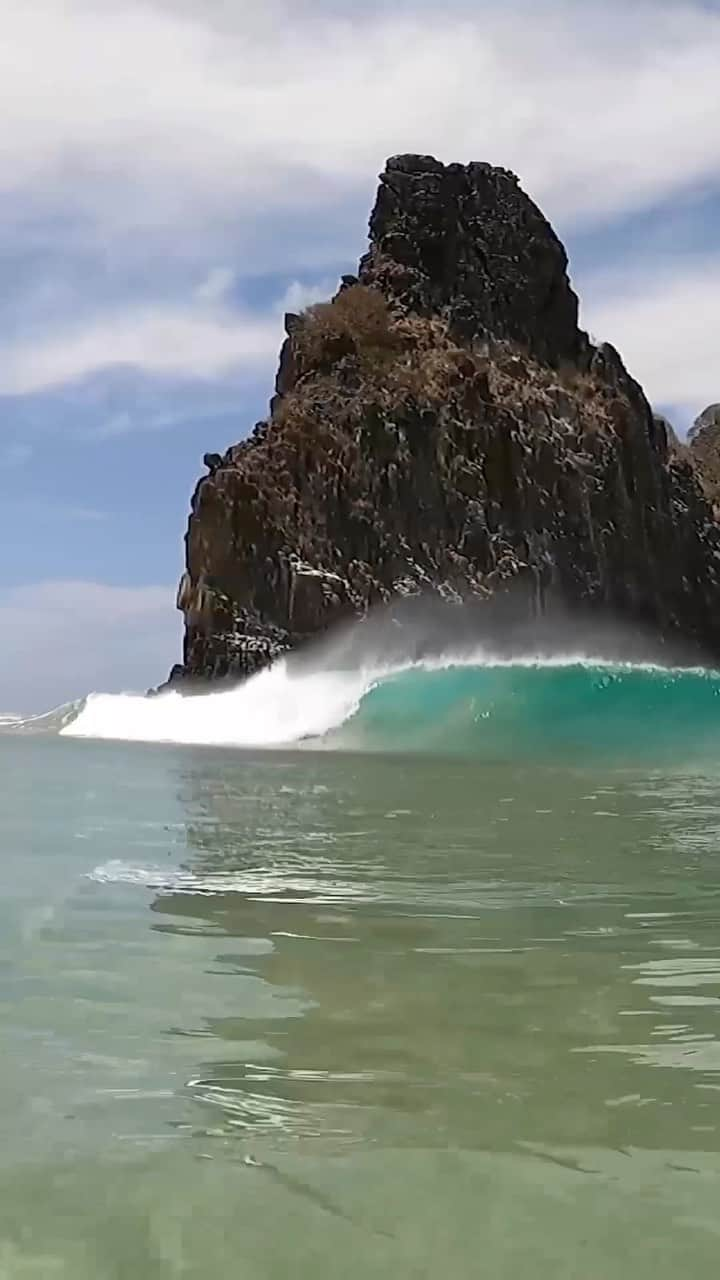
[{"xmin": 1, "ymin": 0, "xmax": 719, "ymax": 711}]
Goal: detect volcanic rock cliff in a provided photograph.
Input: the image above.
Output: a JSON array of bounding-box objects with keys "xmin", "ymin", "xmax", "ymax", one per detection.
[{"xmin": 172, "ymin": 155, "xmax": 720, "ymax": 684}]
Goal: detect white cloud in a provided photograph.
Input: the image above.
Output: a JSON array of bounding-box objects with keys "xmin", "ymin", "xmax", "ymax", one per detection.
[
  {"xmin": 275, "ymin": 278, "xmax": 337, "ymax": 314},
  {"xmin": 0, "ymin": 275, "xmax": 340, "ymax": 396},
  {"xmin": 196, "ymin": 266, "xmax": 237, "ymax": 303},
  {"xmin": 581, "ymin": 257, "xmax": 720, "ymax": 427},
  {"xmin": 0, "ymin": 0, "xmax": 718, "ymax": 236},
  {"xmin": 0, "ymin": 581, "xmax": 180, "ymax": 712},
  {"xmin": 0, "ymin": 303, "xmax": 281, "ymax": 395},
  {"xmin": 0, "ymin": 0, "xmax": 716, "ymax": 414}
]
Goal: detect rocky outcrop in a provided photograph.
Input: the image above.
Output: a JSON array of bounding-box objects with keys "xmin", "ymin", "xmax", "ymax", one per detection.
[
  {"xmin": 357, "ymin": 154, "xmax": 588, "ymax": 367},
  {"xmin": 689, "ymin": 405, "xmax": 720, "ymax": 510},
  {"xmin": 172, "ymin": 155, "xmax": 720, "ymax": 685}
]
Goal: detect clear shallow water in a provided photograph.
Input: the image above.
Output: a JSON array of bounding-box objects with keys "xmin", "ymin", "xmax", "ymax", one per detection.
[{"xmin": 4, "ymin": 732, "xmax": 720, "ymax": 1276}]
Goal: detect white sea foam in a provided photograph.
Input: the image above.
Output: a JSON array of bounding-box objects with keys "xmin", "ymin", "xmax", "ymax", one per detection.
[
  {"xmin": 62, "ymin": 658, "xmax": 380, "ymax": 747},
  {"xmin": 87, "ymin": 858, "xmax": 381, "ymax": 903}
]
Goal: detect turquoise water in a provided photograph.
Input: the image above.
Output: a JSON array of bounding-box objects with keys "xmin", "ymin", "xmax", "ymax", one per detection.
[
  {"xmin": 333, "ymin": 661, "xmax": 720, "ymax": 757},
  {"xmin": 4, "ymin": 663, "xmax": 720, "ymax": 1275}
]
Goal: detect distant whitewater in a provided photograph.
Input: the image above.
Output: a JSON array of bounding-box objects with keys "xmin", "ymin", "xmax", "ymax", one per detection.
[{"xmin": 0, "ymin": 650, "xmax": 709, "ymax": 761}]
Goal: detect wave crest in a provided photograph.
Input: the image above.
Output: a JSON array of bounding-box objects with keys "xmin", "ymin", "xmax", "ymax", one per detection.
[{"xmin": 53, "ymin": 653, "xmax": 720, "ymax": 760}]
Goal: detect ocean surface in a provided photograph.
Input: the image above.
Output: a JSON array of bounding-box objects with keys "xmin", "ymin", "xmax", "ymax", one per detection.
[{"xmin": 4, "ymin": 655, "xmax": 720, "ymax": 1276}]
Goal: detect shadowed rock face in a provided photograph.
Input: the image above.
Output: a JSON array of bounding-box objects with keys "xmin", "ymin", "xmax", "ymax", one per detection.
[
  {"xmin": 689, "ymin": 405, "xmax": 720, "ymax": 509},
  {"xmin": 358, "ymin": 154, "xmax": 588, "ymax": 367},
  {"xmin": 171, "ymin": 155, "xmax": 720, "ymax": 686}
]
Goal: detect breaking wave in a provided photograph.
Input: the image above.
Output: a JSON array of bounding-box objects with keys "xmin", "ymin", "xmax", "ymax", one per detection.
[{"xmin": 39, "ymin": 652, "xmax": 720, "ymax": 760}]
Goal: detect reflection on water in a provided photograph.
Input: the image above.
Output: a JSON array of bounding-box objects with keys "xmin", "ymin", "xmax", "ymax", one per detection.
[
  {"xmin": 135, "ymin": 756, "xmax": 720, "ymax": 1159},
  {"xmin": 2, "ymin": 739, "xmax": 720, "ymax": 1275}
]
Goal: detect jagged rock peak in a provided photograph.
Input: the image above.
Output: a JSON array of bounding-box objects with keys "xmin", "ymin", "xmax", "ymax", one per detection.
[
  {"xmin": 690, "ymin": 404, "xmax": 720, "ymax": 442},
  {"xmin": 689, "ymin": 405, "xmax": 720, "ymax": 506},
  {"xmin": 357, "ymin": 153, "xmax": 588, "ymax": 368}
]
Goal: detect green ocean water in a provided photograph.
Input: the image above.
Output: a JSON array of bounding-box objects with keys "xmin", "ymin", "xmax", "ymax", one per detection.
[
  {"xmin": 333, "ymin": 661, "xmax": 720, "ymax": 757},
  {"xmin": 4, "ymin": 662, "xmax": 720, "ymax": 1275}
]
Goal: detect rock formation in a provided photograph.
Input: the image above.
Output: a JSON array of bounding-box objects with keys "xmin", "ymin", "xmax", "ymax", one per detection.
[
  {"xmin": 689, "ymin": 405, "xmax": 720, "ymax": 510},
  {"xmin": 171, "ymin": 155, "xmax": 720, "ymax": 684}
]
